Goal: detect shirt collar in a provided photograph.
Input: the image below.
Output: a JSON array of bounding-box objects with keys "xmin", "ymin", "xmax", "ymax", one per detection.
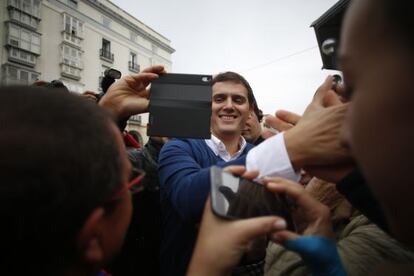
[{"xmin": 205, "ymin": 134, "xmax": 247, "ymax": 162}]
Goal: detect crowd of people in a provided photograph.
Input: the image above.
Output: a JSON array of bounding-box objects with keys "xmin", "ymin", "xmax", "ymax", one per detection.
[{"xmin": 1, "ymin": 0, "xmax": 414, "ymax": 275}]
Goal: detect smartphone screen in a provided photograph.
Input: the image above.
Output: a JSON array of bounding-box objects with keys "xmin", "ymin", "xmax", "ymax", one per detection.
[{"xmin": 210, "ymin": 166, "xmax": 296, "ymax": 231}]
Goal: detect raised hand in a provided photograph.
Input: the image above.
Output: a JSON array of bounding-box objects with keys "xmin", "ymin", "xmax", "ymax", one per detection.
[{"xmin": 99, "ymin": 65, "xmax": 166, "ymax": 120}]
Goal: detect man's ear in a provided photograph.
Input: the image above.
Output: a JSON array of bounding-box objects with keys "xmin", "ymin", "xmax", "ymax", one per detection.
[{"xmin": 77, "ymin": 207, "xmax": 106, "ymax": 265}]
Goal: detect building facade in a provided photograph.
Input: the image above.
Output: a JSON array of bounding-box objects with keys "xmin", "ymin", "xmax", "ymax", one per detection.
[{"xmin": 1, "ymin": 0, "xmax": 175, "ymax": 142}]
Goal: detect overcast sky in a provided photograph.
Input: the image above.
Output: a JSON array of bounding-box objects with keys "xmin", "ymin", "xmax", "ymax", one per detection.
[{"xmin": 112, "ymin": 0, "xmax": 339, "ymax": 115}]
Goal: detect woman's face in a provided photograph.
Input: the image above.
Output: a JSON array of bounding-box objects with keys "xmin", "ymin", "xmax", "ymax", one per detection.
[{"xmin": 340, "ymin": 0, "xmax": 414, "ymax": 244}]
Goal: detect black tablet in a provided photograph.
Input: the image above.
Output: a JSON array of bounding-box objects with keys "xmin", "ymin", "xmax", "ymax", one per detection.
[{"xmin": 148, "ymin": 73, "xmax": 212, "ymax": 139}]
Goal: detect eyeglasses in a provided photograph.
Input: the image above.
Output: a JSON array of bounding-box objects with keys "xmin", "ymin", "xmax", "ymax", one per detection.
[{"xmin": 109, "ymin": 169, "xmax": 146, "ymax": 201}]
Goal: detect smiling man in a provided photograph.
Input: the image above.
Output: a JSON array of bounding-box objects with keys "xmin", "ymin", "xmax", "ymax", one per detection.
[
  {"xmin": 159, "ymin": 72, "xmax": 255, "ymax": 275},
  {"xmin": 159, "ymin": 72, "xmax": 301, "ymax": 275}
]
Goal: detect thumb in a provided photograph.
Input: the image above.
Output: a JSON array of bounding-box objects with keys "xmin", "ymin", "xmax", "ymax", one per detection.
[
  {"xmin": 275, "ymin": 110, "xmax": 301, "ymax": 126},
  {"xmin": 233, "ymin": 216, "xmax": 287, "ymax": 243},
  {"xmin": 270, "ymin": 230, "xmax": 299, "ymax": 244},
  {"xmin": 313, "ymin": 76, "xmax": 334, "ymax": 106},
  {"xmin": 323, "ymin": 90, "xmax": 342, "ymax": 107}
]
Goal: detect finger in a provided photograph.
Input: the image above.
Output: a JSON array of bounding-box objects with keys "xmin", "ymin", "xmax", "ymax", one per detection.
[
  {"xmin": 275, "ymin": 110, "xmax": 301, "ymax": 125},
  {"xmin": 241, "ymin": 170, "xmax": 259, "ymax": 180},
  {"xmin": 270, "ymin": 230, "xmax": 299, "ymax": 244},
  {"xmin": 334, "ymin": 82, "xmax": 346, "ymax": 99},
  {"xmin": 266, "ymin": 181, "xmax": 330, "ymax": 221},
  {"xmin": 263, "ymin": 176, "xmax": 303, "ymax": 190},
  {"xmin": 223, "ymin": 165, "xmax": 246, "ymax": 176},
  {"xmin": 124, "ymin": 97, "xmax": 150, "ymax": 114},
  {"xmin": 329, "ymin": 79, "xmax": 348, "ymax": 103},
  {"xmin": 141, "ymin": 65, "xmax": 165, "ymax": 74},
  {"xmin": 265, "ymin": 115, "xmax": 293, "ymax": 132},
  {"xmin": 140, "ymin": 88, "xmax": 150, "ymax": 99},
  {"xmin": 126, "ymin": 73, "xmax": 160, "ymax": 90},
  {"xmin": 323, "ymin": 90, "xmax": 342, "ymax": 107},
  {"xmin": 232, "ymin": 216, "xmax": 287, "ymax": 243},
  {"xmin": 312, "ymin": 75, "xmax": 334, "ymax": 105},
  {"xmin": 264, "ymin": 178, "xmax": 320, "ymax": 207},
  {"xmin": 130, "ymin": 72, "xmax": 160, "ymax": 83},
  {"xmin": 265, "ymin": 181, "xmax": 306, "ymax": 201}
]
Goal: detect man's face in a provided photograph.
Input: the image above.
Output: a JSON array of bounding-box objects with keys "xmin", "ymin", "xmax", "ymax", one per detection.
[
  {"xmin": 341, "ymin": 0, "xmax": 414, "ymax": 244},
  {"xmin": 211, "ymin": 81, "xmax": 251, "ymax": 139},
  {"xmin": 242, "ymin": 111, "xmax": 262, "ymax": 144}
]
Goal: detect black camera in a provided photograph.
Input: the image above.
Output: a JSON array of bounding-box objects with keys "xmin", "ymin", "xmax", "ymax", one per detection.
[{"xmin": 96, "ymin": 68, "xmax": 122, "ymax": 102}]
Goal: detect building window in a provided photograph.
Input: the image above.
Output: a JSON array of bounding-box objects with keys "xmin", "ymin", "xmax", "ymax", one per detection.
[
  {"xmin": 61, "ymin": 45, "xmax": 82, "ymax": 68},
  {"xmin": 100, "ymin": 39, "xmax": 113, "ymax": 62},
  {"xmin": 4, "ymin": 65, "xmax": 39, "ymax": 85},
  {"xmin": 8, "ymin": 47, "xmax": 37, "ymax": 66},
  {"xmin": 22, "ymin": 0, "xmax": 30, "ymax": 13},
  {"xmin": 129, "ymin": 114, "xmax": 142, "ymax": 124},
  {"xmin": 8, "ymin": 0, "xmax": 40, "ymax": 18},
  {"xmin": 9, "ymin": 67, "xmax": 18, "ymax": 80},
  {"xmin": 63, "ymin": 13, "xmax": 83, "ymax": 38},
  {"xmin": 61, "ymin": 80, "xmax": 83, "ymax": 94},
  {"xmin": 61, "ymin": 64, "xmax": 81, "ymax": 80},
  {"xmin": 32, "ymin": 0, "xmax": 40, "ymax": 17},
  {"xmin": 128, "ymin": 52, "xmax": 139, "ymax": 72},
  {"xmin": 7, "ymin": 23, "xmax": 41, "ymax": 55},
  {"xmin": 102, "ymin": 39, "xmax": 110, "ymax": 53},
  {"xmin": 21, "ymin": 13, "xmax": 30, "ymax": 25}
]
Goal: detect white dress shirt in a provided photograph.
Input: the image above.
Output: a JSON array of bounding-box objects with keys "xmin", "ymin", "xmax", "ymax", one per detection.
[
  {"xmin": 205, "ymin": 134, "xmax": 247, "ymax": 162},
  {"xmin": 205, "ymin": 132, "xmax": 300, "ymax": 182},
  {"xmin": 246, "ymin": 132, "xmax": 300, "ymax": 181}
]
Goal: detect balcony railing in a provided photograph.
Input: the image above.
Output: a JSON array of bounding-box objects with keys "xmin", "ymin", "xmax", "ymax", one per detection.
[
  {"xmin": 129, "ymin": 114, "xmax": 142, "ymax": 125},
  {"xmin": 100, "ymin": 48, "xmax": 114, "ymax": 63},
  {"xmin": 8, "ymin": 48, "xmax": 36, "ymax": 68},
  {"xmin": 60, "ymin": 64, "xmax": 81, "ymax": 80},
  {"xmin": 62, "ymin": 32, "xmax": 82, "ymax": 48},
  {"xmin": 128, "ymin": 61, "xmax": 140, "ymax": 72},
  {"xmin": 61, "ymin": 56, "xmax": 83, "ymax": 69}
]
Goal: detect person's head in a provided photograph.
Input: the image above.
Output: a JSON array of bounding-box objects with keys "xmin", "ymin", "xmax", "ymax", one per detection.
[
  {"xmin": 210, "ymin": 72, "xmax": 255, "ymax": 140},
  {"xmin": 33, "ymin": 79, "xmax": 70, "ymax": 93},
  {"xmin": 0, "ymin": 86, "xmax": 133, "ymax": 275},
  {"xmin": 242, "ymin": 109, "xmax": 263, "ymax": 144},
  {"xmin": 340, "ymin": 0, "xmax": 414, "ymax": 245}
]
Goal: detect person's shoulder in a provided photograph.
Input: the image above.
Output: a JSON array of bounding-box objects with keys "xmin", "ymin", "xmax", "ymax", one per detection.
[
  {"xmin": 161, "ymin": 138, "xmax": 208, "ymax": 155},
  {"xmin": 165, "ymin": 138, "xmax": 206, "ymax": 148}
]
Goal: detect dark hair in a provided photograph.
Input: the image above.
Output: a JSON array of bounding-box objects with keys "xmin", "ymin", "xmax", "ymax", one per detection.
[
  {"xmin": 211, "ymin": 71, "xmax": 254, "ymax": 105},
  {"xmin": 0, "ymin": 86, "xmax": 123, "ymax": 274},
  {"xmin": 32, "ymin": 79, "xmax": 70, "ymax": 93},
  {"xmin": 255, "ymin": 108, "xmax": 264, "ymax": 122}
]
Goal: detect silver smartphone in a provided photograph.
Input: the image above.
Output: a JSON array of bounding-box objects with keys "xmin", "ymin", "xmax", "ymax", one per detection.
[{"xmin": 210, "ymin": 166, "xmax": 296, "ymax": 230}]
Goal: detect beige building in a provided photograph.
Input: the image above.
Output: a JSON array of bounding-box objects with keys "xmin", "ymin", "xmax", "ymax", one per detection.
[{"xmin": 0, "ymin": 0, "xmax": 175, "ymax": 143}]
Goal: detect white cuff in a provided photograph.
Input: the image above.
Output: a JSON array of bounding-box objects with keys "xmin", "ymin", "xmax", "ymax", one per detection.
[{"xmin": 246, "ymin": 132, "xmax": 300, "ymax": 182}]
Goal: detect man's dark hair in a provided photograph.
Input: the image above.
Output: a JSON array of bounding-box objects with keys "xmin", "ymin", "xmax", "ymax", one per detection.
[
  {"xmin": 33, "ymin": 79, "xmax": 70, "ymax": 93},
  {"xmin": 0, "ymin": 86, "xmax": 123, "ymax": 274},
  {"xmin": 255, "ymin": 108, "xmax": 264, "ymax": 122},
  {"xmin": 211, "ymin": 71, "xmax": 262, "ymax": 121}
]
